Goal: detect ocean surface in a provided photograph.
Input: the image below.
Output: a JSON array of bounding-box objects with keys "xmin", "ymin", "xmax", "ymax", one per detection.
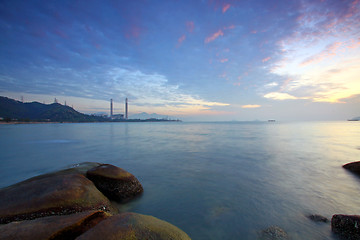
[{"xmin": 1, "ymin": 121, "xmax": 359, "ymax": 239}]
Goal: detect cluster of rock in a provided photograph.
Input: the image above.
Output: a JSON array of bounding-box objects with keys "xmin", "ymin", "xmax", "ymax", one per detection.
[
  {"xmin": 0, "ymin": 162, "xmax": 191, "ymax": 240},
  {"xmin": 258, "ymin": 161, "xmax": 360, "ymax": 240}
]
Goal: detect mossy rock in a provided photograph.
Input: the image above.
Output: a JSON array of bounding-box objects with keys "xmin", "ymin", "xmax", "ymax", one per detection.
[
  {"xmin": 76, "ymin": 212, "xmax": 191, "ymax": 240},
  {"xmin": 0, "ymin": 210, "xmax": 110, "ymax": 240},
  {"xmin": 86, "ymin": 164, "xmax": 143, "ymax": 202},
  {"xmin": 0, "ymin": 172, "xmax": 114, "ymax": 224},
  {"xmin": 259, "ymin": 226, "xmax": 289, "ymax": 240}
]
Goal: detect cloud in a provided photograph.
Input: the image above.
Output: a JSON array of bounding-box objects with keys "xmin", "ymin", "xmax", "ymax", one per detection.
[
  {"xmin": 267, "ymin": 0, "xmax": 360, "ymax": 103},
  {"xmin": 264, "ymin": 92, "xmax": 301, "ymax": 100},
  {"xmin": 205, "ymin": 29, "xmax": 224, "ymax": 43},
  {"xmin": 106, "ymin": 68, "xmax": 230, "ymax": 113},
  {"xmin": 223, "ymin": 25, "xmax": 235, "ymax": 30},
  {"xmin": 262, "ymin": 57, "xmax": 271, "ymax": 63},
  {"xmin": 186, "ymin": 21, "xmax": 194, "ymax": 33},
  {"xmin": 222, "ymin": 4, "xmax": 231, "ymax": 13},
  {"xmin": 300, "ymin": 42, "xmax": 342, "ymax": 66},
  {"xmin": 177, "ymin": 34, "xmax": 186, "ymax": 47},
  {"xmin": 264, "ymin": 82, "xmax": 278, "ymax": 88},
  {"xmin": 220, "ymin": 58, "xmax": 228, "ymax": 63},
  {"xmin": 241, "ymin": 105, "xmax": 261, "ymax": 108}
]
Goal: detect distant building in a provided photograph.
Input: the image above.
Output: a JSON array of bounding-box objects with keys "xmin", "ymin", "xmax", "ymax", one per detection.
[{"xmin": 112, "ymin": 114, "xmax": 124, "ymax": 120}]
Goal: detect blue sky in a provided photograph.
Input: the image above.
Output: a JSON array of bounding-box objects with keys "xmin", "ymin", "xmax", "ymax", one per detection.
[{"xmin": 0, "ymin": 0, "xmax": 359, "ymax": 121}]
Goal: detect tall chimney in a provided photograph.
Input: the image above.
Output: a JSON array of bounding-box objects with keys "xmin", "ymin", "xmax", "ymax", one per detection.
[
  {"xmin": 125, "ymin": 98, "xmax": 128, "ymax": 119},
  {"xmin": 110, "ymin": 99, "xmax": 113, "ymax": 117}
]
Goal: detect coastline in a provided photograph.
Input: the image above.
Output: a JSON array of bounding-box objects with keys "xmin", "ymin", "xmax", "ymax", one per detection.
[{"xmin": 0, "ymin": 119, "xmax": 181, "ymax": 124}]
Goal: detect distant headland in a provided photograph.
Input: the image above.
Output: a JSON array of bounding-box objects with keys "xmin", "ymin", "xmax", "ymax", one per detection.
[{"xmin": 0, "ymin": 96, "xmax": 181, "ymax": 123}]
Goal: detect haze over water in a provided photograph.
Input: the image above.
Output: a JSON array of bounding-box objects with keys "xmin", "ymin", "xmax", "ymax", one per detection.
[{"xmin": 1, "ymin": 121, "xmax": 359, "ymax": 239}]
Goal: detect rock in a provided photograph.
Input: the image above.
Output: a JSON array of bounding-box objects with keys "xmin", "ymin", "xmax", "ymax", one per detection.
[
  {"xmin": 76, "ymin": 212, "xmax": 191, "ymax": 240},
  {"xmin": 0, "ymin": 210, "xmax": 110, "ymax": 240},
  {"xmin": 259, "ymin": 226, "xmax": 289, "ymax": 240},
  {"xmin": 331, "ymin": 214, "xmax": 360, "ymax": 240},
  {"xmin": 343, "ymin": 161, "xmax": 360, "ymax": 175},
  {"xmin": 0, "ymin": 172, "xmax": 114, "ymax": 224},
  {"xmin": 86, "ymin": 164, "xmax": 143, "ymax": 202},
  {"xmin": 307, "ymin": 214, "xmax": 328, "ymax": 223}
]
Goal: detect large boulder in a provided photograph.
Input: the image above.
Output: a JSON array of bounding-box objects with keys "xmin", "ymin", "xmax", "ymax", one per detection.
[
  {"xmin": 0, "ymin": 210, "xmax": 110, "ymax": 240},
  {"xmin": 76, "ymin": 212, "xmax": 191, "ymax": 240},
  {"xmin": 259, "ymin": 226, "xmax": 289, "ymax": 240},
  {"xmin": 86, "ymin": 164, "xmax": 143, "ymax": 202},
  {"xmin": 0, "ymin": 172, "xmax": 114, "ymax": 224},
  {"xmin": 343, "ymin": 161, "xmax": 360, "ymax": 175},
  {"xmin": 331, "ymin": 214, "xmax": 360, "ymax": 240}
]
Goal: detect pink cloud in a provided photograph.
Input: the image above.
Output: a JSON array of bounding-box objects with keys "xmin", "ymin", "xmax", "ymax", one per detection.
[
  {"xmin": 224, "ymin": 25, "xmax": 236, "ymax": 30},
  {"xmin": 176, "ymin": 35, "xmax": 186, "ymax": 48},
  {"xmin": 220, "ymin": 58, "xmax": 228, "ymax": 63},
  {"xmin": 233, "ymin": 82, "xmax": 241, "ymax": 86},
  {"xmin": 251, "ymin": 30, "xmax": 257, "ymax": 34},
  {"xmin": 222, "ymin": 3, "xmax": 231, "ymax": 13},
  {"xmin": 178, "ymin": 35, "xmax": 186, "ymax": 43},
  {"xmin": 186, "ymin": 21, "xmax": 195, "ymax": 33},
  {"xmin": 205, "ymin": 29, "xmax": 224, "ymax": 43},
  {"xmin": 262, "ymin": 57, "xmax": 271, "ymax": 63},
  {"xmin": 301, "ymin": 42, "xmax": 342, "ymax": 66},
  {"xmin": 125, "ymin": 24, "xmax": 143, "ymax": 42},
  {"xmin": 347, "ymin": 38, "xmax": 360, "ymax": 49}
]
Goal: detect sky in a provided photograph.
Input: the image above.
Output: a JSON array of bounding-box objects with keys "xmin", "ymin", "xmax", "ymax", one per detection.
[{"xmin": 0, "ymin": 0, "xmax": 359, "ymax": 121}]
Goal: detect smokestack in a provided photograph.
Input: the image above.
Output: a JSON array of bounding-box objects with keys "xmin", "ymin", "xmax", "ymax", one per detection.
[
  {"xmin": 110, "ymin": 99, "xmax": 113, "ymax": 117},
  {"xmin": 125, "ymin": 98, "xmax": 128, "ymax": 119}
]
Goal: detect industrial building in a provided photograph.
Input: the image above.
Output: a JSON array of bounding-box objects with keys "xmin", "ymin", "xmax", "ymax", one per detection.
[{"xmin": 109, "ymin": 98, "xmax": 128, "ymax": 120}]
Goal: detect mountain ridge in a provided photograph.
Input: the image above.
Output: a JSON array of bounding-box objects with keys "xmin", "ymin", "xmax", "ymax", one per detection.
[{"xmin": 0, "ymin": 96, "xmax": 107, "ymax": 122}]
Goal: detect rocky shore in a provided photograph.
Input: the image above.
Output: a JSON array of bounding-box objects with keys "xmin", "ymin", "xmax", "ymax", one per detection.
[
  {"xmin": 1, "ymin": 160, "xmax": 360, "ymax": 239},
  {"xmin": 0, "ymin": 162, "xmax": 191, "ymax": 240},
  {"xmin": 258, "ymin": 161, "xmax": 360, "ymax": 240}
]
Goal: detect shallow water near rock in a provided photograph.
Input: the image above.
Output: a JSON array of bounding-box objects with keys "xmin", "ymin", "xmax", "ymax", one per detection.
[{"xmin": 1, "ymin": 121, "xmax": 359, "ymax": 239}]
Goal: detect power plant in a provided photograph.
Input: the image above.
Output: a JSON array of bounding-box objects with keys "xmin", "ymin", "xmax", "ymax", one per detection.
[
  {"xmin": 110, "ymin": 99, "xmax": 113, "ymax": 117},
  {"xmin": 125, "ymin": 98, "xmax": 128, "ymax": 120},
  {"xmin": 109, "ymin": 98, "xmax": 127, "ymax": 120}
]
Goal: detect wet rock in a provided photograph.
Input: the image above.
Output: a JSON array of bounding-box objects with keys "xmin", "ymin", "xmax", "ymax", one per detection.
[
  {"xmin": 0, "ymin": 210, "xmax": 110, "ymax": 240},
  {"xmin": 259, "ymin": 226, "xmax": 289, "ymax": 240},
  {"xmin": 86, "ymin": 164, "xmax": 143, "ymax": 202},
  {"xmin": 76, "ymin": 212, "xmax": 191, "ymax": 240},
  {"xmin": 331, "ymin": 214, "xmax": 360, "ymax": 240},
  {"xmin": 343, "ymin": 161, "xmax": 360, "ymax": 175},
  {"xmin": 0, "ymin": 172, "xmax": 114, "ymax": 224},
  {"xmin": 307, "ymin": 214, "xmax": 329, "ymax": 223}
]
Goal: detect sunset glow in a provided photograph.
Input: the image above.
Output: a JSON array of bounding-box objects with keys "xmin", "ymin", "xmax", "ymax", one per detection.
[{"xmin": 0, "ymin": 0, "xmax": 359, "ymax": 120}]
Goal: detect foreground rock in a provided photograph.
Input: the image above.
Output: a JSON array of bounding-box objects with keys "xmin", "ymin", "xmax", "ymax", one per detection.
[
  {"xmin": 307, "ymin": 214, "xmax": 329, "ymax": 223},
  {"xmin": 86, "ymin": 164, "xmax": 143, "ymax": 202},
  {"xmin": 259, "ymin": 226, "xmax": 289, "ymax": 240},
  {"xmin": 0, "ymin": 210, "xmax": 110, "ymax": 240},
  {"xmin": 331, "ymin": 214, "xmax": 360, "ymax": 240},
  {"xmin": 0, "ymin": 172, "xmax": 114, "ymax": 224},
  {"xmin": 343, "ymin": 161, "xmax": 360, "ymax": 175},
  {"xmin": 0, "ymin": 162, "xmax": 192, "ymax": 239},
  {"xmin": 76, "ymin": 212, "xmax": 191, "ymax": 240}
]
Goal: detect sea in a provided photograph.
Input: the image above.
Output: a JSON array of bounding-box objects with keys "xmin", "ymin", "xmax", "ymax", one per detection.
[{"xmin": 0, "ymin": 121, "xmax": 359, "ymax": 239}]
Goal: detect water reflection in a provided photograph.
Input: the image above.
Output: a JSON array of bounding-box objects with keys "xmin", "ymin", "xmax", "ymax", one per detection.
[{"xmin": 0, "ymin": 121, "xmax": 359, "ymax": 239}]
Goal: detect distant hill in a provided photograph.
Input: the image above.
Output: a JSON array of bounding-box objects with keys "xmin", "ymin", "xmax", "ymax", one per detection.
[
  {"xmin": 0, "ymin": 96, "xmax": 107, "ymax": 122},
  {"xmin": 129, "ymin": 112, "xmax": 174, "ymax": 120}
]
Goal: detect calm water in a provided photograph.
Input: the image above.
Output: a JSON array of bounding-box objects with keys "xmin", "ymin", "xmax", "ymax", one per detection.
[{"xmin": 1, "ymin": 121, "xmax": 359, "ymax": 239}]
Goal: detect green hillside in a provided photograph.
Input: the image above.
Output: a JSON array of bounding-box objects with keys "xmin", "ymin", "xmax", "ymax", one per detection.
[{"xmin": 0, "ymin": 96, "xmax": 107, "ymax": 122}]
